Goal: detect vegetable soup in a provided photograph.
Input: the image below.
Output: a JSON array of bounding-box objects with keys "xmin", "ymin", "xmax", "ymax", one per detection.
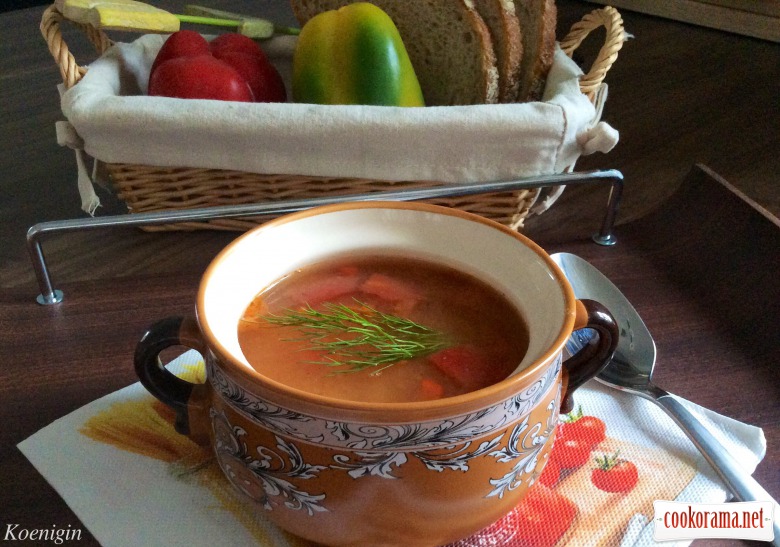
[{"xmin": 238, "ymin": 254, "xmax": 528, "ymax": 403}]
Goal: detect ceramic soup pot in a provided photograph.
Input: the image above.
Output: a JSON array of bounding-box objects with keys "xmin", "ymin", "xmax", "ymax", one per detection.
[{"xmin": 135, "ymin": 202, "xmax": 618, "ymax": 546}]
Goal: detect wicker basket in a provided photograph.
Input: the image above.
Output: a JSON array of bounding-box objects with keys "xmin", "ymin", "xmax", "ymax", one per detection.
[{"xmin": 41, "ymin": 4, "xmax": 625, "ymax": 232}]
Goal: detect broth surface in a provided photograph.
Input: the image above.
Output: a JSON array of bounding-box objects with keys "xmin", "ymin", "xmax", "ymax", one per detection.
[{"xmin": 238, "ymin": 254, "xmax": 528, "ymax": 403}]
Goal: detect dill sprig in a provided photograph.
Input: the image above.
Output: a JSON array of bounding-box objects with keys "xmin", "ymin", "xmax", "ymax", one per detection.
[{"xmin": 257, "ymin": 300, "xmax": 449, "ymax": 374}]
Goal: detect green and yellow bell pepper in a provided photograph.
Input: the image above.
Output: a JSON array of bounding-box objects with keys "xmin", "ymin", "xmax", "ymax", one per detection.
[{"xmin": 292, "ymin": 2, "xmax": 424, "ymax": 106}]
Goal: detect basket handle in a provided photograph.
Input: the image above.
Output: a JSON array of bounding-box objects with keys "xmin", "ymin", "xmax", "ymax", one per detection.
[
  {"xmin": 561, "ymin": 6, "xmax": 625, "ymax": 101},
  {"xmin": 40, "ymin": 3, "xmax": 112, "ymax": 89}
]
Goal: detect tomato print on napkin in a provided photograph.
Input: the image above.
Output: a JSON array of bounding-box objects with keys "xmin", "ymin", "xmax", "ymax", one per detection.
[{"xmin": 449, "ymin": 385, "xmax": 766, "ymax": 547}]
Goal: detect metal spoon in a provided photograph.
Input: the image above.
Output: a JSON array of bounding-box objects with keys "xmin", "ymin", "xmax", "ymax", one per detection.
[{"xmin": 551, "ymin": 252, "xmax": 780, "ymax": 544}]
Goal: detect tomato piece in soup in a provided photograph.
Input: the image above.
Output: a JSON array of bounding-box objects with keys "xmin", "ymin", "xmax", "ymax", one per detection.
[
  {"xmin": 429, "ymin": 346, "xmax": 505, "ymax": 392},
  {"xmin": 359, "ymin": 272, "xmax": 421, "ymax": 301},
  {"xmin": 287, "ymin": 273, "xmax": 360, "ymax": 306},
  {"xmin": 419, "ymin": 378, "xmax": 445, "ymax": 400}
]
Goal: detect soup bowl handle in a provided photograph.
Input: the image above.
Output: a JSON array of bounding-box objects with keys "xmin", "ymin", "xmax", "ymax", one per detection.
[
  {"xmin": 134, "ymin": 316, "xmax": 211, "ymax": 444},
  {"xmin": 560, "ymin": 299, "xmax": 618, "ymax": 413}
]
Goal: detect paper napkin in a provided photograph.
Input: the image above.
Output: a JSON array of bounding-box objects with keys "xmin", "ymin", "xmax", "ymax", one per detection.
[{"xmin": 18, "ymin": 350, "xmax": 766, "ymax": 547}]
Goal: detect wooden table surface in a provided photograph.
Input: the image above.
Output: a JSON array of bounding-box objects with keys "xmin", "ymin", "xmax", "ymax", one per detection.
[{"xmin": 0, "ymin": 1, "xmax": 778, "ymax": 546}]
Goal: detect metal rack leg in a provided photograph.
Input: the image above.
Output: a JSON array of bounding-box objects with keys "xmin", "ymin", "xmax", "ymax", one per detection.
[
  {"xmin": 27, "ymin": 169, "xmax": 624, "ymax": 304},
  {"xmin": 29, "ymin": 239, "xmax": 63, "ymax": 305},
  {"xmin": 592, "ymin": 178, "xmax": 623, "ymax": 246}
]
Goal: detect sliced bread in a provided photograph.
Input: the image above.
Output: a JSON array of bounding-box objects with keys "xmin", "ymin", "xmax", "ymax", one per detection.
[
  {"xmin": 289, "ymin": 0, "xmax": 499, "ymax": 105},
  {"xmin": 514, "ymin": 0, "xmax": 557, "ymax": 101},
  {"xmin": 471, "ymin": 0, "xmax": 523, "ymax": 102}
]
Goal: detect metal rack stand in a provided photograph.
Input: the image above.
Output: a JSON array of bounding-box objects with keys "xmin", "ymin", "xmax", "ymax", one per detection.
[{"xmin": 27, "ymin": 169, "xmax": 623, "ymax": 305}]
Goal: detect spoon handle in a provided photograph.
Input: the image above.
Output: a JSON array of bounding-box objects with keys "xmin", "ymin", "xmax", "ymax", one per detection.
[{"xmin": 652, "ymin": 389, "xmax": 780, "ymax": 545}]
